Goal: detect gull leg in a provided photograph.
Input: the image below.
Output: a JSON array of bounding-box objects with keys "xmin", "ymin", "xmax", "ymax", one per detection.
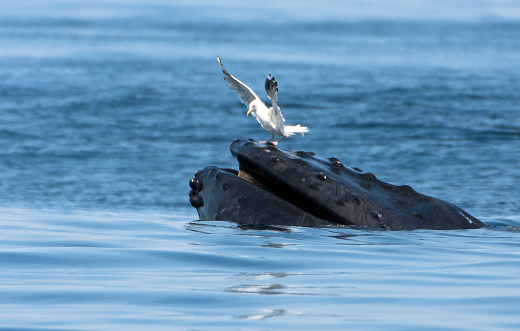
[
  {"xmin": 258, "ymin": 134, "xmax": 275, "ymax": 144},
  {"xmin": 271, "ymin": 136, "xmax": 286, "ymax": 146}
]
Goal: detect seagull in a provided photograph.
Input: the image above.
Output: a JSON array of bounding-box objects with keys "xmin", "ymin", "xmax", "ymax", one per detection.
[{"xmin": 217, "ymin": 56, "xmax": 308, "ymax": 145}]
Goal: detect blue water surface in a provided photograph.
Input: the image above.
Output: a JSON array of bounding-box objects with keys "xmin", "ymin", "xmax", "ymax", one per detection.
[{"xmin": 1, "ymin": 1, "xmax": 520, "ymax": 330}]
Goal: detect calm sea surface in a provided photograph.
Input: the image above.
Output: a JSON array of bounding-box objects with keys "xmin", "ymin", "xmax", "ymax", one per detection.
[{"xmin": 1, "ymin": 1, "xmax": 520, "ymax": 330}]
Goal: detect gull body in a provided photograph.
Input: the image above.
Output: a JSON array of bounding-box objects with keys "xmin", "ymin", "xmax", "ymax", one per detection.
[{"xmin": 217, "ymin": 56, "xmax": 308, "ymax": 144}]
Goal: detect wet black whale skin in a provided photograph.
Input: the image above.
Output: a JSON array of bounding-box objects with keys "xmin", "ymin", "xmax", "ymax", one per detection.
[{"xmin": 189, "ymin": 139, "xmax": 485, "ymax": 230}]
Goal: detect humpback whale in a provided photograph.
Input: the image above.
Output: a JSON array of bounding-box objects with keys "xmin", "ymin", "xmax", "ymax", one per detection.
[{"xmin": 189, "ymin": 139, "xmax": 485, "ymax": 230}]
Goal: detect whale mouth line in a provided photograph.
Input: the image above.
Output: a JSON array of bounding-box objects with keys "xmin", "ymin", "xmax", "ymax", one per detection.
[{"xmin": 235, "ymin": 156, "xmax": 344, "ymax": 224}]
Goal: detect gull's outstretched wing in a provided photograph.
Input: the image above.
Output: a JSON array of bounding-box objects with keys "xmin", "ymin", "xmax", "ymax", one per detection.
[
  {"xmin": 218, "ymin": 56, "xmax": 260, "ymax": 106},
  {"xmin": 265, "ymin": 74, "xmax": 285, "ymax": 123}
]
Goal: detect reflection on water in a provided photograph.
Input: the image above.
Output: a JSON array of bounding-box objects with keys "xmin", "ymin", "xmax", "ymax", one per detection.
[
  {"xmin": 262, "ymin": 242, "xmax": 296, "ymax": 248},
  {"xmin": 229, "ymin": 272, "xmax": 292, "ymax": 296},
  {"xmin": 228, "ymin": 284, "xmax": 286, "ymax": 295},
  {"xmin": 237, "ymin": 272, "xmax": 289, "ymax": 279},
  {"xmin": 234, "ymin": 309, "xmax": 286, "ymax": 320}
]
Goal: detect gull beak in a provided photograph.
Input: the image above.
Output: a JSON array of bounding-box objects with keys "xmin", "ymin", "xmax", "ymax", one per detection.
[{"xmin": 247, "ymin": 109, "xmax": 252, "ymax": 116}]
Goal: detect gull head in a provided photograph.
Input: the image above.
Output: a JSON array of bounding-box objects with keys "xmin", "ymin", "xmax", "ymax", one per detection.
[{"xmin": 247, "ymin": 101, "xmax": 257, "ymax": 116}]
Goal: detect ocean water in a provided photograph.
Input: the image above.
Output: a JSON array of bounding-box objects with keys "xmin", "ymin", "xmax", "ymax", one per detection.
[{"xmin": 1, "ymin": 0, "xmax": 520, "ymax": 330}]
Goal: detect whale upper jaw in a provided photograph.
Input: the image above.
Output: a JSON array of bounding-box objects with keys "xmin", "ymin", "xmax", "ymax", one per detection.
[{"xmin": 189, "ymin": 139, "xmax": 485, "ymax": 230}]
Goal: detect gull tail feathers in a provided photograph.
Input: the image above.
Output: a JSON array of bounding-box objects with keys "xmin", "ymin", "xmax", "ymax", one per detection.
[{"xmin": 284, "ymin": 124, "xmax": 309, "ymax": 137}]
